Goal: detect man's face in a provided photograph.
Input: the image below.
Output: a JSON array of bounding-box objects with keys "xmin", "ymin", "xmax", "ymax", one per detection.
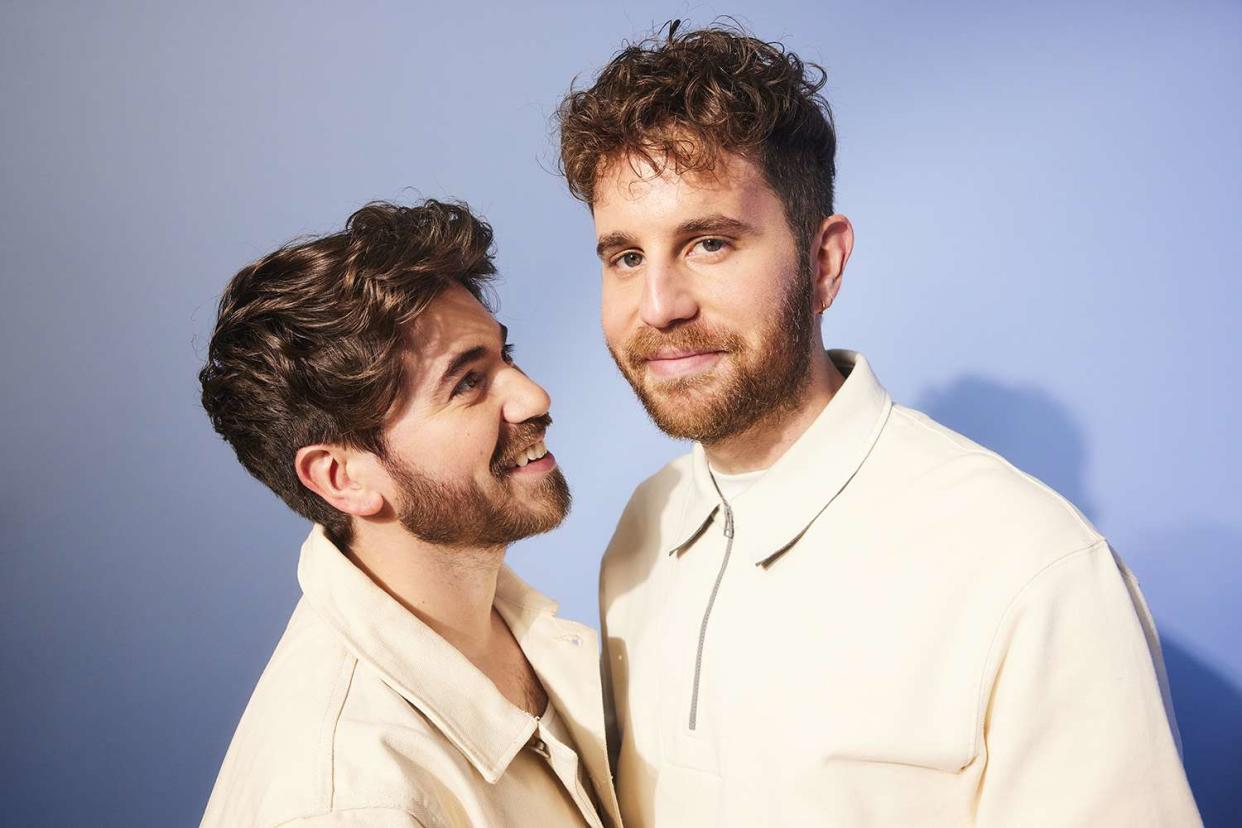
[
  {"xmin": 377, "ymin": 284, "xmax": 570, "ymax": 547},
  {"xmin": 593, "ymin": 151, "xmax": 817, "ymax": 444}
]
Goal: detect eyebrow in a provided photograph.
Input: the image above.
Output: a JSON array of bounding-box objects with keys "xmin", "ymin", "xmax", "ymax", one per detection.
[
  {"xmin": 595, "ymin": 214, "xmax": 757, "ymax": 260},
  {"xmin": 438, "ymin": 323, "xmax": 509, "ymax": 393},
  {"xmin": 678, "ymin": 214, "xmax": 756, "ymax": 237},
  {"xmin": 596, "ymin": 231, "xmax": 636, "ymax": 260}
]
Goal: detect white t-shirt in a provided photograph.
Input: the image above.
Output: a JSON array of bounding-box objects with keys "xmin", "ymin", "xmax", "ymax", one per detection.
[{"xmin": 708, "ymin": 465, "xmax": 768, "ymax": 502}]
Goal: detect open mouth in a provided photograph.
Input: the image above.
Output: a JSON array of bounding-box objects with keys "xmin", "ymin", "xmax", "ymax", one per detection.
[{"xmin": 502, "ymin": 438, "xmax": 550, "ymax": 471}]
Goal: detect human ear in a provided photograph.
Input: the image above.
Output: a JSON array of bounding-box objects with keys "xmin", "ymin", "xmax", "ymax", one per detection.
[
  {"xmin": 812, "ymin": 214, "xmax": 854, "ymax": 313},
  {"xmin": 294, "ymin": 445, "xmax": 385, "ymax": 518}
]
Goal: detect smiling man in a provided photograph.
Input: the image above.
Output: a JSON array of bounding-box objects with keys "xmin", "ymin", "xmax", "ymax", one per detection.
[
  {"xmin": 558, "ymin": 24, "xmax": 1201, "ymax": 827},
  {"xmin": 198, "ymin": 201, "xmax": 620, "ymax": 828}
]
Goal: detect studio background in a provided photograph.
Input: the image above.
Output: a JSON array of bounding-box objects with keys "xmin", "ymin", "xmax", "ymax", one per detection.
[{"xmin": 1, "ymin": 2, "xmax": 1238, "ymax": 825}]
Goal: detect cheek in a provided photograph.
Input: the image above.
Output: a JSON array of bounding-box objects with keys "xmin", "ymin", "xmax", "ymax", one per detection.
[
  {"xmin": 462, "ymin": 420, "xmax": 502, "ymax": 462},
  {"xmin": 419, "ymin": 418, "xmax": 501, "ymax": 473},
  {"xmin": 600, "ymin": 279, "xmax": 635, "ymax": 344},
  {"xmin": 702, "ymin": 266, "xmax": 786, "ymax": 338}
]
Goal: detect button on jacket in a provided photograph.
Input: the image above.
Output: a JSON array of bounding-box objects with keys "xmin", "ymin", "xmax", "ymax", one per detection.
[
  {"xmin": 600, "ymin": 351, "xmax": 1201, "ymax": 827},
  {"xmin": 202, "ymin": 526, "xmax": 622, "ymax": 828}
]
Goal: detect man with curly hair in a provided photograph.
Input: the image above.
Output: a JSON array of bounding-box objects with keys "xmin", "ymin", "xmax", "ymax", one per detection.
[
  {"xmin": 558, "ymin": 23, "xmax": 1200, "ymax": 826},
  {"xmin": 198, "ymin": 200, "xmax": 620, "ymax": 827}
]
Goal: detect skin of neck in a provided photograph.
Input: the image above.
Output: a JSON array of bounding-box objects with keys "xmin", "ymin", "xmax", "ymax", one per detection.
[
  {"xmin": 345, "ymin": 513, "xmax": 507, "ymax": 664},
  {"xmin": 704, "ymin": 339, "xmax": 846, "ymax": 475}
]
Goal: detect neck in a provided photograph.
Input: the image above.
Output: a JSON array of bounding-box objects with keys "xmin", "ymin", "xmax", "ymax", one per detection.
[
  {"xmin": 704, "ymin": 348, "xmax": 846, "ymax": 474},
  {"xmin": 345, "ymin": 519, "xmax": 505, "ymax": 663}
]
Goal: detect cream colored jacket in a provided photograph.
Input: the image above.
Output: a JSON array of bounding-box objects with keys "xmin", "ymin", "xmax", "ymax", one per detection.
[
  {"xmin": 202, "ymin": 526, "xmax": 622, "ymax": 828},
  {"xmin": 601, "ymin": 351, "xmax": 1201, "ymax": 827}
]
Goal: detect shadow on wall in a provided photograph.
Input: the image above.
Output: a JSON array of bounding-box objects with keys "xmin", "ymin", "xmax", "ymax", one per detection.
[{"xmin": 917, "ymin": 376, "xmax": 1242, "ymax": 827}]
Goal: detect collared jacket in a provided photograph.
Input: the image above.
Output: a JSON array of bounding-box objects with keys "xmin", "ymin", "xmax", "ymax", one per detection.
[
  {"xmin": 202, "ymin": 526, "xmax": 622, "ymax": 828},
  {"xmin": 600, "ymin": 350, "xmax": 1201, "ymax": 827}
]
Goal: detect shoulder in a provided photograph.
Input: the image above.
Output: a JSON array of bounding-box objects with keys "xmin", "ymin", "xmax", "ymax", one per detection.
[
  {"xmin": 833, "ymin": 402, "xmax": 1113, "ymax": 631},
  {"xmin": 201, "ymin": 600, "xmax": 357, "ymax": 827},
  {"xmin": 600, "ymin": 451, "xmax": 696, "ymax": 579},
  {"xmin": 877, "ymin": 404, "xmax": 1104, "ymax": 572},
  {"xmin": 614, "ymin": 451, "xmax": 696, "ymax": 534},
  {"xmin": 201, "ymin": 605, "xmax": 457, "ymax": 828}
]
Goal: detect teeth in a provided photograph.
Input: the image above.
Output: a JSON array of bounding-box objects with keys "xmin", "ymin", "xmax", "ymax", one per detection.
[{"xmin": 512, "ymin": 440, "xmax": 548, "ymax": 470}]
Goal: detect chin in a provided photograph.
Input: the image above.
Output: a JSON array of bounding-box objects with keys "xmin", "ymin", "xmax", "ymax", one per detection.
[
  {"xmin": 641, "ymin": 389, "xmax": 728, "ymax": 434},
  {"xmin": 513, "ymin": 472, "xmax": 572, "ymax": 534}
]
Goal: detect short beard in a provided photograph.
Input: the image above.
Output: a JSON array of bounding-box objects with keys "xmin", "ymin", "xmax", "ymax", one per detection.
[
  {"xmin": 382, "ymin": 437, "xmax": 571, "ymax": 548},
  {"xmin": 609, "ymin": 264, "xmax": 816, "ymax": 445}
]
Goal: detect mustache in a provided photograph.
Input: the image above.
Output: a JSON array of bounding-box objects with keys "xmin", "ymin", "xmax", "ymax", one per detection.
[
  {"xmin": 490, "ymin": 413, "xmax": 553, "ymax": 475},
  {"xmin": 623, "ymin": 323, "xmax": 743, "ymax": 370}
]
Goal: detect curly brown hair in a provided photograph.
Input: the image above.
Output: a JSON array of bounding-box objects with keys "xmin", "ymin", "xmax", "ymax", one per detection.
[
  {"xmin": 558, "ymin": 22, "xmax": 837, "ymax": 253},
  {"xmin": 199, "ymin": 200, "xmax": 496, "ymax": 547}
]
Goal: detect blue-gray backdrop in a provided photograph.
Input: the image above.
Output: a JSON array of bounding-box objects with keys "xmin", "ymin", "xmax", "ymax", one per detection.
[{"xmin": 1, "ymin": 2, "xmax": 1239, "ymax": 825}]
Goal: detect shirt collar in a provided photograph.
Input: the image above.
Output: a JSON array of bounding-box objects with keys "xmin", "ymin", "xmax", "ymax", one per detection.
[
  {"xmin": 296, "ymin": 525, "xmax": 552, "ymax": 784},
  {"xmin": 666, "ymin": 350, "xmax": 893, "ymax": 566}
]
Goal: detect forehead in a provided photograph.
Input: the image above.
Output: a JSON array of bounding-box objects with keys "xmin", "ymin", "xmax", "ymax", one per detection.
[
  {"xmin": 405, "ymin": 283, "xmax": 498, "ymax": 372},
  {"xmin": 592, "ymin": 150, "xmax": 778, "ymax": 227},
  {"xmin": 379, "ymin": 283, "xmax": 499, "ymax": 430}
]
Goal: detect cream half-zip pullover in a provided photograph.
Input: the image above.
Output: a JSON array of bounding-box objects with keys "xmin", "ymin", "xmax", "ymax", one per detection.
[
  {"xmin": 202, "ymin": 525, "xmax": 622, "ymax": 828},
  {"xmin": 600, "ymin": 351, "xmax": 1200, "ymax": 827}
]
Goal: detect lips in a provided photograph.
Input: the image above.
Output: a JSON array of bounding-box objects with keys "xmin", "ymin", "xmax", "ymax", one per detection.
[
  {"xmin": 647, "ymin": 348, "xmax": 724, "ymax": 362},
  {"xmin": 642, "ymin": 349, "xmax": 726, "ymax": 379},
  {"xmin": 490, "ymin": 415, "xmax": 554, "ymax": 476},
  {"xmin": 502, "ymin": 438, "xmax": 550, "ymax": 471},
  {"xmin": 621, "ymin": 324, "xmax": 739, "ymax": 375}
]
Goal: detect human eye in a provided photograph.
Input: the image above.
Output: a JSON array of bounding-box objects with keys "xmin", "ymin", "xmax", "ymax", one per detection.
[
  {"xmin": 691, "ymin": 237, "xmax": 730, "ymax": 256},
  {"xmin": 612, "ymin": 250, "xmax": 644, "ymax": 270},
  {"xmin": 451, "ymin": 370, "xmax": 483, "ymax": 398}
]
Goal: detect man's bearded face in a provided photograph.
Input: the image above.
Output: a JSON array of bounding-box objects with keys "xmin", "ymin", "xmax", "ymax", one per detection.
[
  {"xmin": 609, "ymin": 270, "xmax": 815, "ymax": 444},
  {"xmin": 385, "ymin": 413, "xmax": 571, "ymax": 547},
  {"xmin": 593, "ymin": 151, "xmax": 819, "ymax": 445}
]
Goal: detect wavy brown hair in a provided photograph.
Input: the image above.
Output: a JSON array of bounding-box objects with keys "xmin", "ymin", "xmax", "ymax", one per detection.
[
  {"xmin": 199, "ymin": 200, "xmax": 496, "ymax": 547},
  {"xmin": 558, "ymin": 22, "xmax": 837, "ymax": 252}
]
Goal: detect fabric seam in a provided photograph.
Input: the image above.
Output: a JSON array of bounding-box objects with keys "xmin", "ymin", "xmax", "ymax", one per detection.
[
  {"xmin": 273, "ymin": 804, "xmax": 438, "ymax": 828},
  {"xmin": 321, "ymin": 653, "xmax": 357, "ymax": 811},
  {"xmin": 969, "ymin": 539, "xmax": 1110, "ymax": 759},
  {"xmin": 893, "ymin": 406, "xmax": 1101, "ymax": 541}
]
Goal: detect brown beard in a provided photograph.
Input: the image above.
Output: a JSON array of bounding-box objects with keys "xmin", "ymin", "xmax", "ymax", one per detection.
[
  {"xmin": 382, "ymin": 416, "xmax": 572, "ymax": 547},
  {"xmin": 609, "ymin": 266, "xmax": 816, "ymax": 445}
]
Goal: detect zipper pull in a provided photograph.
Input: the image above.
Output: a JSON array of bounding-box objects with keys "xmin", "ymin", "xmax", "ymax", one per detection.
[{"xmin": 723, "ymin": 504, "xmax": 735, "ymax": 539}]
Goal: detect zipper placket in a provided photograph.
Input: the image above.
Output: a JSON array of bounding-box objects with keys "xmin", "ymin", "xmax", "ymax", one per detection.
[{"xmin": 688, "ymin": 501, "xmax": 734, "ymax": 730}]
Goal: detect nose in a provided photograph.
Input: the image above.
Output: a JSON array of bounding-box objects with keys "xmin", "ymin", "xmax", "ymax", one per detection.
[
  {"xmin": 496, "ymin": 364, "xmax": 552, "ymax": 425},
  {"xmin": 639, "ymin": 261, "xmax": 699, "ymax": 329}
]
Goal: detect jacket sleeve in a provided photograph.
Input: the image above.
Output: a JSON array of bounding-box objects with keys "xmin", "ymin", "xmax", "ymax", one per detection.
[{"xmin": 975, "ymin": 541, "xmax": 1202, "ymax": 827}]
